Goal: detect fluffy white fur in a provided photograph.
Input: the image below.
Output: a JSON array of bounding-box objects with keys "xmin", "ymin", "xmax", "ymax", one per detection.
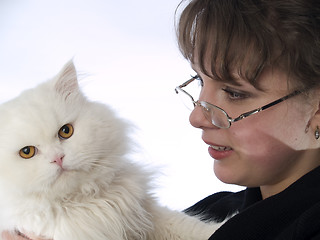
[{"xmin": 0, "ymin": 62, "xmax": 220, "ymax": 240}]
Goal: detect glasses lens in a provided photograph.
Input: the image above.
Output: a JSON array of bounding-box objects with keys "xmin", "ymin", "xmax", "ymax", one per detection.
[
  {"xmin": 175, "ymin": 87, "xmax": 195, "ymax": 110},
  {"xmin": 200, "ymin": 102, "xmax": 230, "ymax": 128}
]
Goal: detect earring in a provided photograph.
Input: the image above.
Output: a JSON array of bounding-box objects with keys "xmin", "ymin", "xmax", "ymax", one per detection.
[
  {"xmin": 315, "ymin": 126, "xmax": 320, "ymax": 140},
  {"xmin": 305, "ymin": 121, "xmax": 310, "ymax": 133}
]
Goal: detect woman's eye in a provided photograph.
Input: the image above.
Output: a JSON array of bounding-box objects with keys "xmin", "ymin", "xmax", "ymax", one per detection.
[
  {"xmin": 58, "ymin": 124, "xmax": 74, "ymax": 140},
  {"xmin": 19, "ymin": 146, "xmax": 37, "ymax": 159},
  {"xmin": 222, "ymin": 88, "xmax": 249, "ymax": 100}
]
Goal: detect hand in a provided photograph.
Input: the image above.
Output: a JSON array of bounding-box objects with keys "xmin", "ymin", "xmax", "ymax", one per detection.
[
  {"xmin": 2, "ymin": 231, "xmax": 28, "ymax": 240},
  {"xmin": 1, "ymin": 231, "xmax": 51, "ymax": 240}
]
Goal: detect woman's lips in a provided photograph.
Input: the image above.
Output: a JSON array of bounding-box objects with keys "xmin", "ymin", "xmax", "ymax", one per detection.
[
  {"xmin": 209, "ymin": 145, "xmax": 232, "ymax": 151},
  {"xmin": 204, "ymin": 140, "xmax": 233, "ymax": 160},
  {"xmin": 208, "ymin": 145, "xmax": 233, "ymax": 160}
]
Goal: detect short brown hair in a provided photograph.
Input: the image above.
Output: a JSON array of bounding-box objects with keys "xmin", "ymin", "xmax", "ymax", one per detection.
[{"xmin": 176, "ymin": 0, "xmax": 320, "ymax": 89}]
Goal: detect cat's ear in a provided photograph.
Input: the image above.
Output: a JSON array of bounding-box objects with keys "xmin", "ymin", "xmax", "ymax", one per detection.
[{"xmin": 54, "ymin": 60, "xmax": 80, "ymax": 100}]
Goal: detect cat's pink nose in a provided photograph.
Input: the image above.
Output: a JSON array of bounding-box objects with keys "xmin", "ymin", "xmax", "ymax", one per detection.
[{"xmin": 52, "ymin": 155, "xmax": 64, "ymax": 167}]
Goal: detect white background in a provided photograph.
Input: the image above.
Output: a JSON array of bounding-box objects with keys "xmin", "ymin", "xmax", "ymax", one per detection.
[{"xmin": 0, "ymin": 0, "xmax": 241, "ymax": 210}]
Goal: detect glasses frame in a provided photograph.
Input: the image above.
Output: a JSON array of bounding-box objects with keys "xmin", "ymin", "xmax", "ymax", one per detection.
[{"xmin": 175, "ymin": 75, "xmax": 303, "ymax": 129}]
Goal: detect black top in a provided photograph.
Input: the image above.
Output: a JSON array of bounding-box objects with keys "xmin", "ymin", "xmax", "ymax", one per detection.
[{"xmin": 185, "ymin": 166, "xmax": 320, "ymax": 239}]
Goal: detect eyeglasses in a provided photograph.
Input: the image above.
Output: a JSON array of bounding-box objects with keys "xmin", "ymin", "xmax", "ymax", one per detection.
[{"xmin": 175, "ymin": 75, "xmax": 302, "ymax": 129}]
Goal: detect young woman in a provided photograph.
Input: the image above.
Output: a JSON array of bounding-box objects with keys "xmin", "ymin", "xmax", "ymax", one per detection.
[{"xmin": 175, "ymin": 0, "xmax": 320, "ymax": 239}]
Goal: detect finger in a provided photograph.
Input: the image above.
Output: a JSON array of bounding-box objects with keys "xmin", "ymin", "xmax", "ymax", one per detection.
[
  {"xmin": 25, "ymin": 234, "xmax": 48, "ymax": 240},
  {"xmin": 20, "ymin": 232, "xmax": 51, "ymax": 240},
  {"xmin": 1, "ymin": 231, "xmax": 27, "ymax": 240}
]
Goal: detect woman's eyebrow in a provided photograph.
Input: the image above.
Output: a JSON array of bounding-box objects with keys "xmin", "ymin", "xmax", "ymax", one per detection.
[{"xmin": 190, "ymin": 63, "xmax": 263, "ymax": 90}]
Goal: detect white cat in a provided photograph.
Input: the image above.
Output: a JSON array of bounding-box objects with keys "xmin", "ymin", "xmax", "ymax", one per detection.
[{"xmin": 0, "ymin": 61, "xmax": 220, "ymax": 240}]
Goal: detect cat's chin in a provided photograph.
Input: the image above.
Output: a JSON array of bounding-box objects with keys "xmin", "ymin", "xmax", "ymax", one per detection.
[
  {"xmin": 51, "ymin": 169, "xmax": 99, "ymax": 196},
  {"xmin": 47, "ymin": 168, "xmax": 80, "ymax": 194}
]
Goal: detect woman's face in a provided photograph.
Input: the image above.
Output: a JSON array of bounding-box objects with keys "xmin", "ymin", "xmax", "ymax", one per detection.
[{"xmin": 190, "ymin": 65, "xmax": 320, "ymax": 198}]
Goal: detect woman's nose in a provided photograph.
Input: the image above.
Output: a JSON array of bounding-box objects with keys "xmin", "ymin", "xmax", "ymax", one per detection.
[{"xmin": 189, "ymin": 104, "xmax": 214, "ymax": 129}]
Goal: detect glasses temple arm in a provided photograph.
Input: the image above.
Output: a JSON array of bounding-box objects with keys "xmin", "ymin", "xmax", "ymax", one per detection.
[
  {"xmin": 260, "ymin": 90, "xmax": 302, "ymax": 110},
  {"xmin": 178, "ymin": 75, "xmax": 198, "ymax": 88},
  {"xmin": 232, "ymin": 90, "xmax": 302, "ymax": 123}
]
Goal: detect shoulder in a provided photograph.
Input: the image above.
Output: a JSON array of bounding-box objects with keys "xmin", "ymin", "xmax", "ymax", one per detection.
[
  {"xmin": 184, "ymin": 190, "xmax": 246, "ymax": 222},
  {"xmin": 277, "ymin": 201, "xmax": 320, "ymax": 239}
]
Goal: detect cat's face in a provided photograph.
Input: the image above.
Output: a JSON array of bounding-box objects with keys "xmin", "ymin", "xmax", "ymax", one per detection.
[{"xmin": 0, "ymin": 62, "xmax": 129, "ymax": 198}]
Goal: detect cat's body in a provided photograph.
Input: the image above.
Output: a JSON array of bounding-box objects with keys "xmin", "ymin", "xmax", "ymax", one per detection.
[{"xmin": 0, "ymin": 62, "xmax": 220, "ymax": 240}]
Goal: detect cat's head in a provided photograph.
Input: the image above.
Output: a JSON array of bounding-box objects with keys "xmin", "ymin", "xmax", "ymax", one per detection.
[{"xmin": 0, "ymin": 61, "xmax": 131, "ymax": 198}]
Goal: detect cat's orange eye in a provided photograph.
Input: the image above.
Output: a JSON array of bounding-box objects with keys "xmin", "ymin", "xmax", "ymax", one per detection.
[
  {"xmin": 19, "ymin": 146, "xmax": 37, "ymax": 159},
  {"xmin": 58, "ymin": 124, "xmax": 74, "ymax": 139}
]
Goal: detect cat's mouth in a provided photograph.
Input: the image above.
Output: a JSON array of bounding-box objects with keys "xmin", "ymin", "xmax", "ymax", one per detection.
[
  {"xmin": 56, "ymin": 165, "xmax": 73, "ymax": 176},
  {"xmin": 52, "ymin": 165, "xmax": 71, "ymax": 182},
  {"xmin": 50, "ymin": 168, "xmax": 74, "ymax": 189}
]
